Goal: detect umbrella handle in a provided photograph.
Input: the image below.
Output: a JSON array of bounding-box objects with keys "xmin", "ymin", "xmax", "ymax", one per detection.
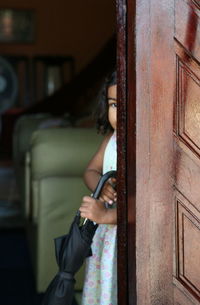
[
  {"xmin": 80, "ymin": 170, "xmax": 117, "ymax": 224},
  {"xmin": 92, "ymin": 170, "xmax": 117, "ymax": 199}
]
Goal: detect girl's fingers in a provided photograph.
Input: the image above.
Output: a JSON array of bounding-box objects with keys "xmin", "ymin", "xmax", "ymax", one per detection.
[
  {"xmin": 79, "ymin": 206, "xmax": 93, "ymax": 219},
  {"xmin": 102, "ymin": 185, "xmax": 115, "ymax": 196},
  {"xmin": 104, "ymin": 183, "xmax": 116, "ymax": 194},
  {"xmin": 102, "ymin": 194, "xmax": 114, "ymax": 204},
  {"xmin": 79, "ymin": 206, "xmax": 87, "ymax": 212},
  {"xmin": 79, "ymin": 203, "xmax": 97, "ymax": 220},
  {"xmin": 80, "ymin": 198, "xmax": 100, "ymax": 210},
  {"xmin": 104, "ymin": 191, "xmax": 115, "ymax": 200},
  {"xmin": 81, "ymin": 197, "xmax": 96, "ymax": 207},
  {"xmin": 102, "ymin": 188, "xmax": 117, "ymax": 203},
  {"xmin": 81, "ymin": 184, "xmax": 117, "ymax": 208},
  {"xmin": 103, "ymin": 189, "xmax": 115, "ymax": 199},
  {"xmin": 80, "ymin": 211, "xmax": 89, "ymax": 219},
  {"xmin": 105, "ymin": 184, "xmax": 116, "ymax": 193},
  {"xmin": 82, "ymin": 195, "xmax": 93, "ymax": 202},
  {"xmin": 80, "ymin": 205, "xmax": 88, "ymax": 210}
]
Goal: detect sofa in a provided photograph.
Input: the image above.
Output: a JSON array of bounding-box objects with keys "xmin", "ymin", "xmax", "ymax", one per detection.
[
  {"xmin": 24, "ymin": 127, "xmax": 102, "ymax": 292},
  {"xmin": 12, "ymin": 113, "xmax": 71, "ymax": 218}
]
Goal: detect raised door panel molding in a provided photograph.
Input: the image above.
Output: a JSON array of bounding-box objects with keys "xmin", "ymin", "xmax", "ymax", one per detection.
[
  {"xmin": 175, "ymin": 193, "xmax": 200, "ymax": 300},
  {"xmin": 174, "ymin": 139, "xmax": 200, "ymax": 212},
  {"xmin": 175, "ymin": 0, "xmax": 200, "ymax": 62},
  {"xmin": 175, "ymin": 43, "xmax": 200, "ymax": 157},
  {"xmin": 178, "ymin": 59, "xmax": 200, "ymax": 150},
  {"xmin": 192, "ymin": 0, "xmax": 200, "ymax": 10}
]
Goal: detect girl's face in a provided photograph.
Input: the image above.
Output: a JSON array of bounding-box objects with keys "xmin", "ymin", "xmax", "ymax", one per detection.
[{"xmin": 108, "ymin": 84, "xmax": 117, "ymax": 130}]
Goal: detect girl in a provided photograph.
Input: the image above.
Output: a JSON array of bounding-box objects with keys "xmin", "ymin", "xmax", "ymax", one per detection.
[{"xmin": 79, "ymin": 71, "xmax": 117, "ymax": 305}]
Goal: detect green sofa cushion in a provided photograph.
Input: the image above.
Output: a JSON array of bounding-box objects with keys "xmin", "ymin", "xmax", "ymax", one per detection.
[{"xmin": 30, "ymin": 128, "xmax": 102, "ymax": 179}]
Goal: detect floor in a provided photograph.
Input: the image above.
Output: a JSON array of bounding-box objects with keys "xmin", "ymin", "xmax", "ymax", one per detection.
[
  {"xmin": 0, "ymin": 228, "xmax": 44, "ymax": 305},
  {"xmin": 0, "ymin": 162, "xmax": 81, "ymax": 305},
  {"xmin": 0, "ymin": 163, "xmax": 24, "ymax": 229},
  {"xmin": 0, "ymin": 163, "xmax": 43, "ymax": 305}
]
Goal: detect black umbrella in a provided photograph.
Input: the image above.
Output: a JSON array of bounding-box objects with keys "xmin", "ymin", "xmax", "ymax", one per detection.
[{"xmin": 42, "ymin": 170, "xmax": 117, "ymax": 305}]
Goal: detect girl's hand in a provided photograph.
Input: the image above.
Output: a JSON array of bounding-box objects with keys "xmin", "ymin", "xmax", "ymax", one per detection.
[
  {"xmin": 79, "ymin": 196, "xmax": 107, "ymax": 224},
  {"xmin": 99, "ymin": 178, "xmax": 117, "ymax": 205},
  {"xmin": 79, "ymin": 196, "xmax": 117, "ymax": 224}
]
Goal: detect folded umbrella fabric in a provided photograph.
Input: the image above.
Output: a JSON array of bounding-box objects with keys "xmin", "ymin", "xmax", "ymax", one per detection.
[{"xmin": 42, "ymin": 170, "xmax": 117, "ymax": 305}]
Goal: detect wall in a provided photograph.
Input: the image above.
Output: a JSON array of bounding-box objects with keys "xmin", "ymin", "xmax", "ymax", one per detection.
[{"xmin": 0, "ymin": 0, "xmax": 115, "ymax": 72}]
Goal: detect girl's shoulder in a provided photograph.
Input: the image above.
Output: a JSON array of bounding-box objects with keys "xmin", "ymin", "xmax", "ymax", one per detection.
[
  {"xmin": 104, "ymin": 131, "xmax": 113, "ymax": 142},
  {"xmin": 101, "ymin": 132, "xmax": 114, "ymax": 148},
  {"xmin": 94, "ymin": 132, "xmax": 114, "ymax": 157}
]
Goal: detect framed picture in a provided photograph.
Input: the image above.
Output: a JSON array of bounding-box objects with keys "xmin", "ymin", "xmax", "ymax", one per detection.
[{"xmin": 0, "ymin": 9, "xmax": 35, "ymax": 43}]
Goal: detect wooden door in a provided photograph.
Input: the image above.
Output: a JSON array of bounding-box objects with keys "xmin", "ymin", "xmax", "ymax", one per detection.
[
  {"xmin": 117, "ymin": 0, "xmax": 200, "ymax": 304},
  {"xmin": 174, "ymin": 1, "xmax": 200, "ymax": 304}
]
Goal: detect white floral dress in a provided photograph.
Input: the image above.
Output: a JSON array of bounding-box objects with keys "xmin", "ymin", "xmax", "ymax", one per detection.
[{"xmin": 81, "ymin": 132, "xmax": 117, "ymax": 305}]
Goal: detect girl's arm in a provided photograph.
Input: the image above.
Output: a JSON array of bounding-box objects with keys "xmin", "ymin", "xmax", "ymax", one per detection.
[{"xmin": 84, "ymin": 133, "xmax": 112, "ymax": 192}]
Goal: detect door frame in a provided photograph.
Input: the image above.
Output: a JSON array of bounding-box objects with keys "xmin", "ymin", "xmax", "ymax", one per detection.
[
  {"xmin": 117, "ymin": 0, "xmax": 137, "ymax": 304},
  {"xmin": 116, "ymin": 1, "xmax": 175, "ymax": 304}
]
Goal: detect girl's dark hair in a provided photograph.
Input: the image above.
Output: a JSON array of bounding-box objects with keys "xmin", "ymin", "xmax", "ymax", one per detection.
[{"xmin": 95, "ymin": 70, "xmax": 117, "ymax": 134}]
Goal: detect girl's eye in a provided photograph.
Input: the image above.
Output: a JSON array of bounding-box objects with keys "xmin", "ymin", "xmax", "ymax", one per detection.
[{"xmin": 110, "ymin": 103, "xmax": 117, "ymax": 108}]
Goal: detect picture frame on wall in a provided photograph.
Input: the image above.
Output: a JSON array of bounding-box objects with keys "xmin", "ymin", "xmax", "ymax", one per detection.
[{"xmin": 0, "ymin": 9, "xmax": 35, "ymax": 43}]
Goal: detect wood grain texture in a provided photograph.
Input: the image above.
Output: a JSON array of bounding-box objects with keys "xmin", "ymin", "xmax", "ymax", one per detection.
[
  {"xmin": 174, "ymin": 0, "xmax": 200, "ymax": 304},
  {"xmin": 127, "ymin": 0, "xmax": 137, "ymax": 304},
  {"xmin": 117, "ymin": 0, "xmax": 200, "ymax": 304},
  {"xmin": 135, "ymin": 0, "xmax": 151, "ymax": 304},
  {"xmin": 117, "ymin": 0, "xmax": 137, "ymax": 303},
  {"xmin": 116, "ymin": 0, "xmax": 129, "ymax": 304},
  {"xmin": 147, "ymin": 1, "xmax": 174, "ymax": 304},
  {"xmin": 117, "ymin": 0, "xmax": 175, "ymax": 304}
]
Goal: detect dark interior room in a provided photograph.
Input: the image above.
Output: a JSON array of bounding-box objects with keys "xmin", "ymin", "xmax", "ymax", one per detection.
[{"xmin": 0, "ymin": 1, "xmax": 115, "ymax": 304}]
